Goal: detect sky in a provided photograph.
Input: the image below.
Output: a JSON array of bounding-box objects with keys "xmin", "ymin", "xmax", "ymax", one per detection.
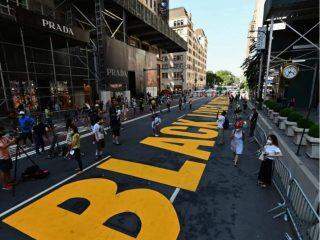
[{"xmin": 170, "ymin": 0, "xmax": 255, "ymax": 77}]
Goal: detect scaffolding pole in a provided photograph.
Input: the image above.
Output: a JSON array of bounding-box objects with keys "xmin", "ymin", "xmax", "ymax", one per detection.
[
  {"xmin": 19, "ymin": 27, "xmax": 30, "ymax": 85},
  {"xmin": 264, "ymin": 17, "xmax": 274, "ymax": 98},
  {"xmin": 0, "ymin": 61, "xmax": 8, "ymax": 110},
  {"xmin": 66, "ymin": 40, "xmax": 75, "ymax": 105}
]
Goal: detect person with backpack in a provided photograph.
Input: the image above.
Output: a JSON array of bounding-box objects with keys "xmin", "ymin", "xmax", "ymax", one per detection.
[
  {"xmin": 18, "ymin": 111, "xmax": 35, "ymax": 146},
  {"xmin": 151, "ymin": 114, "xmax": 161, "ymax": 137},
  {"xmin": 217, "ymin": 111, "xmax": 227, "ymax": 145}
]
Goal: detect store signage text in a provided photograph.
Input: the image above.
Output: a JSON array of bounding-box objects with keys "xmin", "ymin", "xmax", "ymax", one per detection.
[
  {"xmin": 42, "ymin": 19, "xmax": 74, "ymax": 36},
  {"xmin": 106, "ymin": 68, "xmax": 128, "ymax": 78}
]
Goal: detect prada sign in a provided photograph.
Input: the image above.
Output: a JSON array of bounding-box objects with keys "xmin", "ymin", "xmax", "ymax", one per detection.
[
  {"xmin": 16, "ymin": 7, "xmax": 89, "ymax": 43},
  {"xmin": 106, "ymin": 68, "xmax": 128, "ymax": 78},
  {"xmin": 41, "ymin": 19, "xmax": 74, "ymax": 36}
]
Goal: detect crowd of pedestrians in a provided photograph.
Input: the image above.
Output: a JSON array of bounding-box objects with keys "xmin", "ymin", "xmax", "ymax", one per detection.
[
  {"xmin": 0, "ymin": 92, "xmax": 195, "ymax": 190},
  {"xmin": 217, "ymin": 92, "xmax": 282, "ymax": 188}
]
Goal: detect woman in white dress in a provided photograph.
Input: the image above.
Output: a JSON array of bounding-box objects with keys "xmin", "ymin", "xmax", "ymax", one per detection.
[
  {"xmin": 258, "ymin": 134, "xmax": 282, "ymax": 188},
  {"xmin": 230, "ymin": 125, "xmax": 244, "ymax": 167}
]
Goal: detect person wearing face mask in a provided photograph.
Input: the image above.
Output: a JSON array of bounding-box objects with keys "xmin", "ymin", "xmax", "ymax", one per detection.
[
  {"xmin": 257, "ymin": 134, "xmax": 282, "ymax": 188},
  {"xmin": 230, "ymin": 124, "xmax": 244, "ymax": 167}
]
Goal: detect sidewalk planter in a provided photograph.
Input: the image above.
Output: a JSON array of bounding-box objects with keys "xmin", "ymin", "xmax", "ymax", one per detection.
[
  {"xmin": 273, "ymin": 112, "xmax": 280, "ymax": 124},
  {"xmin": 269, "ymin": 110, "xmax": 276, "ymax": 120},
  {"xmin": 292, "ymin": 126, "xmax": 309, "ymax": 145},
  {"xmin": 279, "ymin": 117, "xmax": 287, "ymax": 130},
  {"xmin": 306, "ymin": 124, "xmax": 320, "ymax": 159},
  {"xmin": 285, "ymin": 111, "xmax": 303, "ymax": 137},
  {"xmin": 279, "ymin": 108, "xmax": 293, "ymax": 130},
  {"xmin": 285, "ymin": 120, "xmax": 297, "ymax": 136},
  {"xmin": 306, "ymin": 135, "xmax": 320, "ymax": 159}
]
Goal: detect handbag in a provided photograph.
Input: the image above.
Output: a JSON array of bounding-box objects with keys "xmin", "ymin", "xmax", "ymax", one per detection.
[{"xmin": 256, "ymin": 149, "xmax": 265, "ymax": 161}]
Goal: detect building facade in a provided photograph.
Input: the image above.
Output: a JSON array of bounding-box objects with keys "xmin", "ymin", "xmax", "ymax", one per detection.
[
  {"xmin": 0, "ymin": 0, "xmax": 186, "ymax": 115},
  {"xmin": 245, "ymin": 0, "xmax": 266, "ymax": 57},
  {"xmin": 162, "ymin": 7, "xmax": 207, "ymax": 91}
]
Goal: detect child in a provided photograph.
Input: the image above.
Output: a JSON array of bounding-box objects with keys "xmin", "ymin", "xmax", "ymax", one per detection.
[{"xmin": 151, "ymin": 114, "xmax": 161, "ymax": 137}]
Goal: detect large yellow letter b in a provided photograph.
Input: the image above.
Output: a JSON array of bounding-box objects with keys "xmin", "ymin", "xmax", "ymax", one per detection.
[{"xmin": 3, "ymin": 179, "xmax": 180, "ymax": 240}]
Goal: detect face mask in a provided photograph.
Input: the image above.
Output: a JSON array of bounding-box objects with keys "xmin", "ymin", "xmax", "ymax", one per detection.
[{"xmin": 266, "ymin": 139, "xmax": 272, "ymax": 145}]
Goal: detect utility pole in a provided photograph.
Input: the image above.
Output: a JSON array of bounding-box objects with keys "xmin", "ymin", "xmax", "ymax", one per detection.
[{"xmin": 263, "ymin": 17, "xmax": 274, "ymax": 99}]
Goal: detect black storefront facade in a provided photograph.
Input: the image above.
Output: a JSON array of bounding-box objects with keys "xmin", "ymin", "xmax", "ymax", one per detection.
[
  {"xmin": 0, "ymin": 3, "xmax": 92, "ymax": 115},
  {"xmin": 0, "ymin": 0, "xmax": 187, "ymax": 116},
  {"xmin": 262, "ymin": 0, "xmax": 319, "ymax": 108}
]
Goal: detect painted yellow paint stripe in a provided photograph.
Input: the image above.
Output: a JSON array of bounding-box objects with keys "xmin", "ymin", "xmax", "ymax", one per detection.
[
  {"xmin": 98, "ymin": 158, "xmax": 206, "ymax": 192},
  {"xmin": 187, "ymin": 114, "xmax": 215, "ymax": 118}
]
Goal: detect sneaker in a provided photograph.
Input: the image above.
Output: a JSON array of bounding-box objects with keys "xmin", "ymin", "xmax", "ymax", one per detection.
[{"xmin": 2, "ymin": 184, "xmax": 12, "ymax": 190}]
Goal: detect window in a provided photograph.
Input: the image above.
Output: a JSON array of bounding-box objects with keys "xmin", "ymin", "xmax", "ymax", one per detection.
[
  {"xmin": 162, "ymin": 73, "xmax": 168, "ymax": 79},
  {"xmin": 174, "ymin": 72, "xmax": 182, "ymax": 79}
]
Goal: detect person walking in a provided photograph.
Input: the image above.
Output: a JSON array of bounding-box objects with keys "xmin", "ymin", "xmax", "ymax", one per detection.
[
  {"xmin": 151, "ymin": 114, "xmax": 161, "ymax": 137},
  {"xmin": 33, "ymin": 117, "xmax": 46, "ymax": 155},
  {"xmin": 257, "ymin": 135, "xmax": 282, "ymax": 188},
  {"xmin": 0, "ymin": 127, "xmax": 15, "ymax": 190},
  {"xmin": 166, "ymin": 97, "xmax": 171, "ymax": 112},
  {"xmin": 249, "ymin": 108, "xmax": 259, "ymax": 139},
  {"xmin": 230, "ymin": 123, "xmax": 244, "ymax": 167},
  {"xmin": 189, "ymin": 97, "xmax": 193, "ymax": 110},
  {"xmin": 150, "ymin": 98, "xmax": 157, "ymax": 114},
  {"xmin": 64, "ymin": 118, "xmax": 74, "ymax": 158},
  {"xmin": 178, "ymin": 97, "xmax": 183, "ymax": 111},
  {"xmin": 93, "ymin": 118, "xmax": 105, "ymax": 160},
  {"xmin": 18, "ymin": 111, "xmax": 35, "ymax": 146},
  {"xmin": 70, "ymin": 125, "xmax": 82, "ymax": 172},
  {"xmin": 217, "ymin": 111, "xmax": 227, "ymax": 145},
  {"xmin": 132, "ymin": 98, "xmax": 137, "ymax": 117},
  {"xmin": 109, "ymin": 101, "xmax": 121, "ymax": 145}
]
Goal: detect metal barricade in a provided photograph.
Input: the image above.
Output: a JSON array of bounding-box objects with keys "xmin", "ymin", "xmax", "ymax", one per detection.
[
  {"xmin": 254, "ymin": 122, "xmax": 267, "ymax": 147},
  {"xmin": 287, "ymin": 179, "xmax": 320, "ymax": 240},
  {"xmin": 268, "ymin": 158, "xmax": 292, "ymax": 219}
]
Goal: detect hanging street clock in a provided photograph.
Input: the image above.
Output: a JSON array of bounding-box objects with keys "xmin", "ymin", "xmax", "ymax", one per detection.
[{"xmin": 281, "ymin": 64, "xmax": 299, "ymax": 79}]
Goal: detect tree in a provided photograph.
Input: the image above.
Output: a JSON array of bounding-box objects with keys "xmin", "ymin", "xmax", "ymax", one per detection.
[
  {"xmin": 241, "ymin": 41, "xmax": 260, "ymax": 91},
  {"xmin": 215, "ymin": 70, "xmax": 240, "ymax": 85},
  {"xmin": 206, "ymin": 71, "xmax": 223, "ymax": 87}
]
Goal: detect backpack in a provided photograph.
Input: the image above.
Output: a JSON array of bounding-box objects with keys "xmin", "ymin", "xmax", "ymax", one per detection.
[
  {"xmin": 21, "ymin": 165, "xmax": 50, "ymax": 180},
  {"xmin": 223, "ymin": 117, "xmax": 229, "ymax": 130}
]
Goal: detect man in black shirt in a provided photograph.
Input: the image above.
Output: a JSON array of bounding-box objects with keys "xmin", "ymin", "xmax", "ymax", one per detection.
[
  {"xmin": 249, "ymin": 108, "xmax": 259, "ymax": 138},
  {"xmin": 109, "ymin": 100, "xmax": 121, "ymax": 145}
]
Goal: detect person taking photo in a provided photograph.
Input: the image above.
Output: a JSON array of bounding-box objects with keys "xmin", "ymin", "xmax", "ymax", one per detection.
[{"xmin": 0, "ymin": 127, "xmax": 15, "ymax": 190}]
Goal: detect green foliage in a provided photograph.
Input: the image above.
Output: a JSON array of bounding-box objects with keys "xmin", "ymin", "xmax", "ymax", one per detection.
[
  {"xmin": 264, "ymin": 100, "xmax": 281, "ymax": 112},
  {"xmin": 297, "ymin": 118, "xmax": 314, "ymax": 129},
  {"xmin": 280, "ymin": 108, "xmax": 293, "ymax": 117},
  {"xmin": 215, "ymin": 70, "xmax": 240, "ymax": 86},
  {"xmin": 308, "ymin": 124, "xmax": 319, "ymax": 138},
  {"xmin": 206, "ymin": 71, "xmax": 223, "ymax": 87},
  {"xmin": 287, "ymin": 111, "xmax": 303, "ymax": 122},
  {"xmin": 241, "ymin": 41, "xmax": 260, "ymax": 90}
]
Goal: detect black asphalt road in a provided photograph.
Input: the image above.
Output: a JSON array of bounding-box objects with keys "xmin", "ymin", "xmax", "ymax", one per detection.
[{"xmin": 0, "ymin": 97, "xmax": 293, "ymax": 240}]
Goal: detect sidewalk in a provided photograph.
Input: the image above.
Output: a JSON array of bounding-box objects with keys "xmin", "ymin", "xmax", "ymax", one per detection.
[
  {"xmin": 250, "ymin": 102, "xmax": 319, "ymax": 205},
  {"xmin": 176, "ymin": 102, "xmax": 295, "ymax": 239}
]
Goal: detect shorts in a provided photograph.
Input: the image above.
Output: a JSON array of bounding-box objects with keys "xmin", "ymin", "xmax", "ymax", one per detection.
[
  {"xmin": 0, "ymin": 158, "xmax": 13, "ymax": 172},
  {"xmin": 97, "ymin": 139, "xmax": 105, "ymax": 149},
  {"xmin": 112, "ymin": 128, "xmax": 120, "ymax": 137}
]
